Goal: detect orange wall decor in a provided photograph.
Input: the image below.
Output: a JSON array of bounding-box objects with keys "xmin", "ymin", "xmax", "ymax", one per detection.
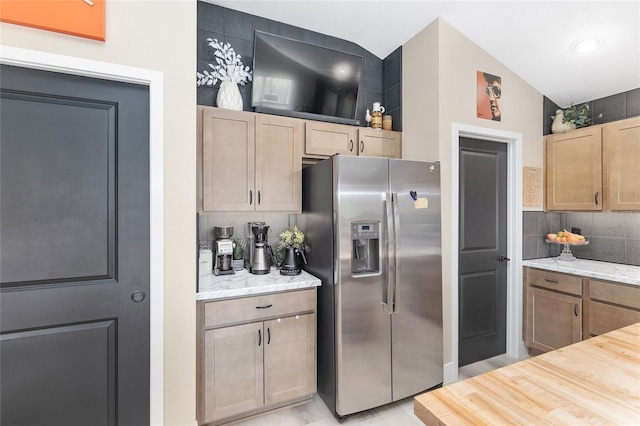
[{"xmin": 0, "ymin": 0, "xmax": 105, "ymax": 41}]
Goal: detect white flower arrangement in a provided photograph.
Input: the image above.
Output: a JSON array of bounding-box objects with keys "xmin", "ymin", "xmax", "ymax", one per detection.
[
  {"xmin": 274, "ymin": 226, "xmax": 310, "ymax": 266},
  {"xmin": 196, "ymin": 38, "xmax": 252, "ymax": 87}
]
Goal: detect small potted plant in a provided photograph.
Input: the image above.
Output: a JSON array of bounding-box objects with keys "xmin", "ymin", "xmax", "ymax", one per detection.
[
  {"xmin": 275, "ymin": 226, "xmax": 311, "ymax": 275},
  {"xmin": 551, "ymin": 102, "xmax": 603, "ymax": 133},
  {"xmin": 232, "ymin": 238, "xmax": 246, "ymax": 271}
]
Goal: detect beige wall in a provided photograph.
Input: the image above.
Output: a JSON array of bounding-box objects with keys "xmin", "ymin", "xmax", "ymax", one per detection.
[
  {"xmin": 0, "ymin": 2, "xmax": 197, "ymax": 425},
  {"xmin": 403, "ymin": 18, "xmax": 543, "ymax": 366}
]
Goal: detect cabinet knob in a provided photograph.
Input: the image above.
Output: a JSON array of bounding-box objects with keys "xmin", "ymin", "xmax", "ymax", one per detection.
[
  {"xmin": 249, "ymin": 190, "xmax": 253, "ymax": 205},
  {"xmin": 360, "ymin": 140, "xmax": 364, "ymax": 153},
  {"xmin": 258, "ymin": 329, "xmax": 262, "ymax": 346},
  {"xmin": 349, "ymin": 139, "xmax": 354, "ymax": 152},
  {"xmin": 595, "ymin": 192, "xmax": 599, "ymax": 205},
  {"xmin": 574, "ymin": 304, "xmax": 579, "ymax": 317}
]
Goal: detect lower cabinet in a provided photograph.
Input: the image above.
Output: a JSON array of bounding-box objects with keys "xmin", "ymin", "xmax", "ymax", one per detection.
[
  {"xmin": 524, "ymin": 267, "xmax": 640, "ymax": 355},
  {"xmin": 586, "ymin": 279, "xmax": 640, "ymax": 337},
  {"xmin": 525, "ymin": 286, "xmax": 581, "ymax": 353},
  {"xmin": 197, "ymin": 289, "xmax": 316, "ymax": 425},
  {"xmin": 524, "ymin": 268, "xmax": 582, "ymax": 353}
]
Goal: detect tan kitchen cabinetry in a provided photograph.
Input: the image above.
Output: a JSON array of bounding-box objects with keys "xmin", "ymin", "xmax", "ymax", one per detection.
[
  {"xmin": 197, "ymin": 106, "xmax": 303, "ymax": 212},
  {"xmin": 197, "ymin": 289, "xmax": 316, "ymax": 425},
  {"xmin": 586, "ymin": 279, "xmax": 640, "ymax": 337},
  {"xmin": 545, "ymin": 117, "xmax": 640, "ymax": 212},
  {"xmin": 603, "ymin": 116, "xmax": 640, "ymax": 211},
  {"xmin": 545, "ymin": 126, "xmax": 602, "ymax": 211},
  {"xmin": 358, "ymin": 127, "xmax": 402, "ymax": 158},
  {"xmin": 524, "ymin": 268, "xmax": 582, "ymax": 354},
  {"xmin": 304, "ymin": 121, "xmax": 401, "ymax": 159}
]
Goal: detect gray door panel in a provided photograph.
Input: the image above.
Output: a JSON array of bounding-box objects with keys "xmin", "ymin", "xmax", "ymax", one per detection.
[
  {"xmin": 0, "ymin": 65, "xmax": 150, "ymax": 425},
  {"xmin": 1, "ymin": 321, "xmax": 116, "ymax": 426},
  {"xmin": 458, "ymin": 138, "xmax": 507, "ymax": 367}
]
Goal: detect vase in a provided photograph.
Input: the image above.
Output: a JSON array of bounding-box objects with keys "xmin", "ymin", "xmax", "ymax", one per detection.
[
  {"xmin": 280, "ymin": 247, "xmax": 302, "ymax": 276},
  {"xmin": 216, "ymin": 81, "xmax": 243, "ymax": 111},
  {"xmin": 232, "ymin": 259, "xmax": 244, "ymax": 271},
  {"xmin": 551, "ymin": 109, "xmax": 576, "ymax": 134}
]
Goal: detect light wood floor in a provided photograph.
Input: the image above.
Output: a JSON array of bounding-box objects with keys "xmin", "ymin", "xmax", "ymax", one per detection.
[{"xmin": 222, "ymin": 354, "xmax": 526, "ymax": 426}]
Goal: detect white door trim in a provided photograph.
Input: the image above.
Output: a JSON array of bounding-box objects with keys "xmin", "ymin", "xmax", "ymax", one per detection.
[
  {"xmin": 0, "ymin": 45, "xmax": 165, "ymax": 425},
  {"xmin": 445, "ymin": 123, "xmax": 527, "ymax": 383}
]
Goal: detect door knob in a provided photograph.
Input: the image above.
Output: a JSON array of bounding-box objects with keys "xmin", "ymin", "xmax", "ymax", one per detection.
[
  {"xmin": 131, "ymin": 291, "xmax": 146, "ymax": 303},
  {"xmin": 498, "ymin": 256, "xmax": 511, "ymax": 262}
]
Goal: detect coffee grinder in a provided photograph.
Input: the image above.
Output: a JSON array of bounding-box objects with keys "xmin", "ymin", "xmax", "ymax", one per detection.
[
  {"xmin": 249, "ymin": 222, "xmax": 271, "ymax": 275},
  {"xmin": 213, "ymin": 225, "xmax": 235, "ymax": 276}
]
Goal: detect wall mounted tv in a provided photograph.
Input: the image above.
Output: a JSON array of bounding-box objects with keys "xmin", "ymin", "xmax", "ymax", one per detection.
[{"xmin": 252, "ymin": 31, "xmax": 363, "ymax": 125}]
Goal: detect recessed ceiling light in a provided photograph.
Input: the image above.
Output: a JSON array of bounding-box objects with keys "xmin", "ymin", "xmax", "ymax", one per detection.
[{"xmin": 570, "ymin": 36, "xmax": 603, "ymax": 53}]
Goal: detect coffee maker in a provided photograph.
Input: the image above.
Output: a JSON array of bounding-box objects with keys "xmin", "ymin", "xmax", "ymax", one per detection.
[
  {"xmin": 213, "ymin": 225, "xmax": 235, "ymax": 276},
  {"xmin": 249, "ymin": 222, "xmax": 271, "ymax": 275}
]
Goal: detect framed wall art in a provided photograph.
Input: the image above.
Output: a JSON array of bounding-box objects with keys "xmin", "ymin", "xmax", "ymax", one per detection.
[
  {"xmin": 0, "ymin": 0, "xmax": 105, "ymax": 41},
  {"xmin": 477, "ymin": 71, "xmax": 501, "ymax": 122}
]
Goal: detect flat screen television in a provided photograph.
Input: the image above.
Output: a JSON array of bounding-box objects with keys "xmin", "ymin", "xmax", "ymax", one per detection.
[{"xmin": 252, "ymin": 31, "xmax": 363, "ymax": 125}]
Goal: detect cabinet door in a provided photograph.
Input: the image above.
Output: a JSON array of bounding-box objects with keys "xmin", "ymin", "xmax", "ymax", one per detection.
[
  {"xmin": 358, "ymin": 128, "xmax": 402, "ymax": 158},
  {"xmin": 525, "ymin": 287, "xmax": 581, "ymax": 353},
  {"xmin": 603, "ymin": 117, "xmax": 640, "ymax": 211},
  {"xmin": 200, "ymin": 107, "xmax": 255, "ymax": 211},
  {"xmin": 255, "ymin": 114, "xmax": 303, "ymax": 212},
  {"xmin": 304, "ymin": 121, "xmax": 358, "ymax": 157},
  {"xmin": 264, "ymin": 313, "xmax": 316, "ymax": 406},
  {"xmin": 545, "ymin": 127, "xmax": 602, "ymax": 210},
  {"xmin": 203, "ymin": 323, "xmax": 264, "ymax": 424}
]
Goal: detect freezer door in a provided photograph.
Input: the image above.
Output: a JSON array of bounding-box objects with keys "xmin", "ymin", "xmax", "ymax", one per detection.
[
  {"xmin": 334, "ymin": 156, "xmax": 392, "ymax": 416},
  {"xmin": 389, "ymin": 160, "xmax": 443, "ymax": 401}
]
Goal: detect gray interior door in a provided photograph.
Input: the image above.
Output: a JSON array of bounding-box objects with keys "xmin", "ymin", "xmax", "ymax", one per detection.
[
  {"xmin": 0, "ymin": 65, "xmax": 150, "ymax": 426},
  {"xmin": 458, "ymin": 138, "xmax": 507, "ymax": 367}
]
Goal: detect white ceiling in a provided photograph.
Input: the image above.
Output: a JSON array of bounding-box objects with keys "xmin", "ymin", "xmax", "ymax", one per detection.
[{"xmin": 205, "ymin": 0, "xmax": 640, "ymax": 107}]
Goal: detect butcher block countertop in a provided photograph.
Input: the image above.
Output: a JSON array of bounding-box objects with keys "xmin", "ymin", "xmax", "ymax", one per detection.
[{"xmin": 414, "ymin": 323, "xmax": 640, "ymax": 425}]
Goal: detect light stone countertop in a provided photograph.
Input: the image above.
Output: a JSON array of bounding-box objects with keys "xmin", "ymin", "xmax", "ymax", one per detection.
[
  {"xmin": 197, "ymin": 268, "xmax": 321, "ymax": 301},
  {"xmin": 522, "ymin": 258, "xmax": 640, "ymax": 286}
]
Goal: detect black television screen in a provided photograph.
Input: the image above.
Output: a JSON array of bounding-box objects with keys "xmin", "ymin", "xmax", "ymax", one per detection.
[{"xmin": 252, "ymin": 31, "xmax": 362, "ymax": 125}]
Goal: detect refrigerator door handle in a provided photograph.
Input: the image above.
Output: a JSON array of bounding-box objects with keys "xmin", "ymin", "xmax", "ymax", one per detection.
[
  {"xmin": 383, "ymin": 192, "xmax": 394, "ymax": 314},
  {"xmin": 391, "ymin": 192, "xmax": 400, "ymax": 313}
]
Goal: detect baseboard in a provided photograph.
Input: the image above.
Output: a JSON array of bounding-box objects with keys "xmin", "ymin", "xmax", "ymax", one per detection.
[{"xmin": 443, "ymin": 361, "xmax": 456, "ymax": 385}]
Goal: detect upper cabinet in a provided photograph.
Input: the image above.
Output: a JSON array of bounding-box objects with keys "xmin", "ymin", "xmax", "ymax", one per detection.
[
  {"xmin": 545, "ymin": 117, "xmax": 640, "ymax": 212},
  {"xmin": 357, "ymin": 128, "xmax": 402, "ymax": 158},
  {"xmin": 304, "ymin": 121, "xmax": 358, "ymax": 157},
  {"xmin": 304, "ymin": 121, "xmax": 401, "ymax": 159},
  {"xmin": 198, "ymin": 106, "xmax": 303, "ymax": 212},
  {"xmin": 545, "ymin": 126, "xmax": 602, "ymax": 211},
  {"xmin": 603, "ymin": 116, "xmax": 640, "ymax": 211}
]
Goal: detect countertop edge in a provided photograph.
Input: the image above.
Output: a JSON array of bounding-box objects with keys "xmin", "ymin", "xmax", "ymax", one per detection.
[
  {"xmin": 196, "ymin": 269, "xmax": 322, "ymax": 301},
  {"xmin": 522, "ymin": 258, "xmax": 640, "ymax": 286},
  {"xmin": 196, "ymin": 280, "xmax": 321, "ymax": 301}
]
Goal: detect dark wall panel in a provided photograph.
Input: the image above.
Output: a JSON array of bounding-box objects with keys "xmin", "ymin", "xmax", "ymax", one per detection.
[{"xmin": 197, "ymin": 1, "xmax": 402, "ymax": 130}]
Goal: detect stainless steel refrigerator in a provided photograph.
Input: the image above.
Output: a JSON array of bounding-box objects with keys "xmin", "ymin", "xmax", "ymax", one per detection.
[{"xmin": 298, "ymin": 155, "xmax": 443, "ymax": 419}]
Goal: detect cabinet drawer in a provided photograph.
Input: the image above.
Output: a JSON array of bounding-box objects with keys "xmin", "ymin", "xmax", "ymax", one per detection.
[
  {"xmin": 588, "ymin": 280, "xmax": 640, "ymax": 310},
  {"xmin": 527, "ymin": 268, "xmax": 582, "ymax": 296},
  {"xmin": 204, "ymin": 288, "xmax": 316, "ymax": 328},
  {"xmin": 589, "ymin": 301, "xmax": 640, "ymax": 336}
]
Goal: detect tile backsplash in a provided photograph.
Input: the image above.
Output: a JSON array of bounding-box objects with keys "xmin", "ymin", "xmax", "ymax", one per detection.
[
  {"xmin": 523, "ymin": 211, "xmax": 640, "ymax": 266},
  {"xmin": 198, "ymin": 212, "xmax": 296, "ymax": 252}
]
